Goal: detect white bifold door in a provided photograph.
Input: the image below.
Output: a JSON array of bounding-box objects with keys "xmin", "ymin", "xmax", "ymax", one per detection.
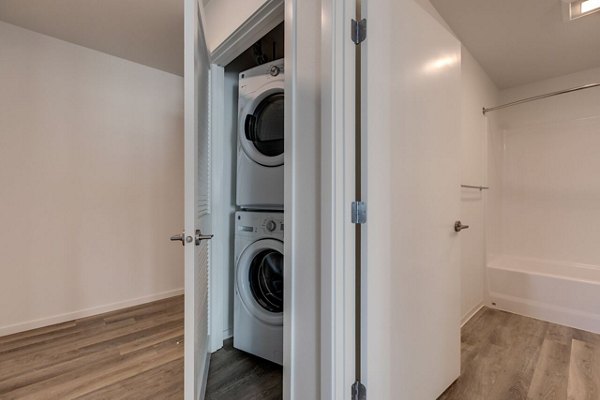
[
  {"xmin": 183, "ymin": 0, "xmax": 212, "ymax": 399},
  {"xmin": 362, "ymin": 0, "xmax": 462, "ymax": 399}
]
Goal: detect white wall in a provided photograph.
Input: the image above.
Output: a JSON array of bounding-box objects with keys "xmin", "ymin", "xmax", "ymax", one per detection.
[
  {"xmin": 490, "ymin": 67, "xmax": 600, "ymax": 266},
  {"xmin": 0, "ymin": 22, "xmax": 184, "ymax": 336},
  {"xmin": 413, "ymin": 0, "xmax": 454, "ymax": 35},
  {"xmin": 203, "ymin": 0, "xmax": 281, "ymax": 57},
  {"xmin": 459, "ymin": 48, "xmax": 499, "ymax": 322}
]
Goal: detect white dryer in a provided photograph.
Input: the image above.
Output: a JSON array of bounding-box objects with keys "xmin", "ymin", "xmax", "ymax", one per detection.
[
  {"xmin": 236, "ymin": 59, "xmax": 284, "ymax": 210},
  {"xmin": 234, "ymin": 211, "xmax": 284, "ymax": 365}
]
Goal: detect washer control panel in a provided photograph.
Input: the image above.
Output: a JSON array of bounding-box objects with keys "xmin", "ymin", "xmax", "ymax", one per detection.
[{"xmin": 236, "ymin": 211, "xmax": 284, "ymax": 240}]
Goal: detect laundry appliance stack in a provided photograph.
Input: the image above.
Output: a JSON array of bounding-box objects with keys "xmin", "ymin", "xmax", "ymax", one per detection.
[{"xmin": 233, "ymin": 59, "xmax": 285, "ymax": 365}]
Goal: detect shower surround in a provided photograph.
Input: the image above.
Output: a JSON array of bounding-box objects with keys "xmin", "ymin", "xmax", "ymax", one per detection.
[{"xmin": 486, "ymin": 67, "xmax": 600, "ymax": 333}]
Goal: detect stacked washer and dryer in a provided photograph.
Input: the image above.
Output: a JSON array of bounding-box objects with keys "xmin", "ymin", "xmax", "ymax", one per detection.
[{"xmin": 233, "ymin": 59, "xmax": 285, "ymax": 365}]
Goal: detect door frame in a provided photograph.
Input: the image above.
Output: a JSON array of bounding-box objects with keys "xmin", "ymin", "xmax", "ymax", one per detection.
[
  {"xmin": 319, "ymin": 0, "xmax": 359, "ymax": 398},
  {"xmin": 202, "ymin": 0, "xmax": 357, "ymax": 398}
]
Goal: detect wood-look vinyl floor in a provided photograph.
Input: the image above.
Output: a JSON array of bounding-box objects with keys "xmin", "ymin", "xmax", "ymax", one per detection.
[
  {"xmin": 205, "ymin": 339, "xmax": 282, "ymax": 400},
  {"xmin": 0, "ymin": 296, "xmax": 184, "ymax": 400},
  {"xmin": 3, "ymin": 298, "xmax": 598, "ymax": 400},
  {"xmin": 439, "ymin": 307, "xmax": 600, "ymax": 400}
]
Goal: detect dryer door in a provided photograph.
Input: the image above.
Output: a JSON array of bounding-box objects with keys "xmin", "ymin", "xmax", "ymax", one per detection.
[
  {"xmin": 236, "ymin": 239, "xmax": 284, "ymax": 326},
  {"xmin": 240, "ymin": 86, "xmax": 284, "ymax": 167}
]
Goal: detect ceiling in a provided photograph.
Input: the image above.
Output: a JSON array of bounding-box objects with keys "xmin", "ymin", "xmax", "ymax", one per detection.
[
  {"xmin": 430, "ymin": 0, "xmax": 600, "ymax": 89},
  {"xmin": 0, "ymin": 0, "xmax": 183, "ymax": 76}
]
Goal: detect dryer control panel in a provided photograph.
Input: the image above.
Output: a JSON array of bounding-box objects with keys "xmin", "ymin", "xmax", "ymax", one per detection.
[{"xmin": 235, "ymin": 211, "xmax": 284, "ymax": 240}]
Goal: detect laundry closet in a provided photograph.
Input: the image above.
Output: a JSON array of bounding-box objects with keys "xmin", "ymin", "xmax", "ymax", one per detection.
[
  {"xmin": 206, "ymin": 21, "xmax": 286, "ymax": 393},
  {"xmin": 183, "ymin": 0, "xmax": 331, "ymax": 395}
]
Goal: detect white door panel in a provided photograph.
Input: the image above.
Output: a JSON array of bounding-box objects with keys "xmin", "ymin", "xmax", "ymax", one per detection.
[
  {"xmin": 184, "ymin": 0, "xmax": 212, "ymax": 398},
  {"xmin": 363, "ymin": 0, "xmax": 462, "ymax": 398}
]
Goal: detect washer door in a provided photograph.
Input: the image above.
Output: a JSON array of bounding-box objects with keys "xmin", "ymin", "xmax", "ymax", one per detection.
[
  {"xmin": 236, "ymin": 239, "xmax": 284, "ymax": 325},
  {"xmin": 239, "ymin": 84, "xmax": 284, "ymax": 167}
]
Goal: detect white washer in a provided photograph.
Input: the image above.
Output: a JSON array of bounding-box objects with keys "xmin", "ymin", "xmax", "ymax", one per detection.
[
  {"xmin": 236, "ymin": 59, "xmax": 284, "ymax": 210},
  {"xmin": 234, "ymin": 211, "xmax": 284, "ymax": 365}
]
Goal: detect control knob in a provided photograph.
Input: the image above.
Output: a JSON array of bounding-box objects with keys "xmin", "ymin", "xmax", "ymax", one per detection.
[{"xmin": 266, "ymin": 220, "xmax": 277, "ymax": 232}]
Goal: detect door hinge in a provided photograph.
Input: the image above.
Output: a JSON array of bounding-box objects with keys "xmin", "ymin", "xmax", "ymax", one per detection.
[
  {"xmin": 351, "ymin": 18, "xmax": 367, "ymax": 45},
  {"xmin": 351, "ymin": 380, "xmax": 367, "ymax": 400},
  {"xmin": 351, "ymin": 201, "xmax": 367, "ymax": 224}
]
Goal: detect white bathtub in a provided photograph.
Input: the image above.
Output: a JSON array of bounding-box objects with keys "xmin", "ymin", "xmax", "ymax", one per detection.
[{"xmin": 487, "ymin": 255, "xmax": 600, "ymax": 333}]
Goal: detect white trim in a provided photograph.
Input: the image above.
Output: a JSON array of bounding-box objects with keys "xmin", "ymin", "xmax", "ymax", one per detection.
[
  {"xmin": 320, "ymin": 0, "xmax": 357, "ymax": 398},
  {"xmin": 0, "ymin": 289, "xmax": 184, "ymax": 337},
  {"xmin": 461, "ymin": 303, "xmax": 485, "ymax": 328},
  {"xmin": 209, "ymin": 64, "xmax": 226, "ymax": 353},
  {"xmin": 199, "ymin": 351, "xmax": 211, "ymax": 400},
  {"xmin": 283, "ymin": 2, "xmax": 295, "ymax": 396},
  {"xmin": 210, "ymin": 0, "xmax": 284, "ymax": 66}
]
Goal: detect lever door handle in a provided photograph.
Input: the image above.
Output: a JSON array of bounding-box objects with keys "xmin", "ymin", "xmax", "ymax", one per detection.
[
  {"xmin": 170, "ymin": 232, "xmax": 185, "ymax": 246},
  {"xmin": 454, "ymin": 221, "xmax": 469, "ymax": 232},
  {"xmin": 171, "ymin": 230, "xmax": 213, "ymax": 246},
  {"xmin": 194, "ymin": 229, "xmax": 214, "ymax": 245}
]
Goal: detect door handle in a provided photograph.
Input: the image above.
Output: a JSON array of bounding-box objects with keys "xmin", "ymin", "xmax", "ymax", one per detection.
[
  {"xmin": 170, "ymin": 232, "xmax": 185, "ymax": 246},
  {"xmin": 454, "ymin": 221, "xmax": 469, "ymax": 232},
  {"xmin": 193, "ymin": 229, "xmax": 214, "ymax": 246},
  {"xmin": 171, "ymin": 230, "xmax": 213, "ymax": 246}
]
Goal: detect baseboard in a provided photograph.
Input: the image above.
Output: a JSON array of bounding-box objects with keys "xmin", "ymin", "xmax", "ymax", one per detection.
[
  {"xmin": 0, "ymin": 288, "xmax": 184, "ymax": 337},
  {"xmin": 489, "ymin": 291, "xmax": 600, "ymax": 334},
  {"xmin": 461, "ymin": 303, "xmax": 485, "ymax": 328},
  {"xmin": 200, "ymin": 351, "xmax": 211, "ymax": 400}
]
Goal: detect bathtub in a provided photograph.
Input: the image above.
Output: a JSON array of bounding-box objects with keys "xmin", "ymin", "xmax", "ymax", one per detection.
[{"xmin": 487, "ymin": 255, "xmax": 600, "ymax": 333}]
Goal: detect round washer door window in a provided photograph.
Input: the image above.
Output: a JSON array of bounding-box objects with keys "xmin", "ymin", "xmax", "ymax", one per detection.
[
  {"xmin": 245, "ymin": 93, "xmax": 284, "ymax": 158},
  {"xmin": 248, "ymin": 249, "xmax": 283, "ymax": 313},
  {"xmin": 239, "ymin": 85, "xmax": 284, "ymax": 167},
  {"xmin": 236, "ymin": 239, "xmax": 284, "ymax": 325}
]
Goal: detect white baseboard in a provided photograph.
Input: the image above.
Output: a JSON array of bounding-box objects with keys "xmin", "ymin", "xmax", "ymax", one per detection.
[
  {"xmin": 489, "ymin": 292, "xmax": 600, "ymax": 334},
  {"xmin": 0, "ymin": 288, "xmax": 184, "ymax": 337},
  {"xmin": 461, "ymin": 303, "xmax": 485, "ymax": 328}
]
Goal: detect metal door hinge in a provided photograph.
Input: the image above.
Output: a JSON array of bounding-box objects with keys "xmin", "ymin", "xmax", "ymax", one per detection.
[
  {"xmin": 351, "ymin": 18, "xmax": 367, "ymax": 45},
  {"xmin": 351, "ymin": 201, "xmax": 367, "ymax": 224},
  {"xmin": 351, "ymin": 380, "xmax": 366, "ymax": 400}
]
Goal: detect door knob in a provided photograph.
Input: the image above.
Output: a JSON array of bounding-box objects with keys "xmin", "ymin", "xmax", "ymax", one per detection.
[
  {"xmin": 194, "ymin": 229, "xmax": 214, "ymax": 245},
  {"xmin": 454, "ymin": 221, "xmax": 469, "ymax": 232},
  {"xmin": 170, "ymin": 232, "xmax": 185, "ymax": 246}
]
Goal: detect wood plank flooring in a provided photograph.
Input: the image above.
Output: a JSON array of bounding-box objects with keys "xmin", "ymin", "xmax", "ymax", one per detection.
[
  {"xmin": 0, "ymin": 296, "xmax": 184, "ymax": 400},
  {"xmin": 2, "ymin": 299, "xmax": 597, "ymax": 400},
  {"xmin": 439, "ymin": 307, "xmax": 600, "ymax": 400},
  {"xmin": 205, "ymin": 339, "xmax": 282, "ymax": 400}
]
